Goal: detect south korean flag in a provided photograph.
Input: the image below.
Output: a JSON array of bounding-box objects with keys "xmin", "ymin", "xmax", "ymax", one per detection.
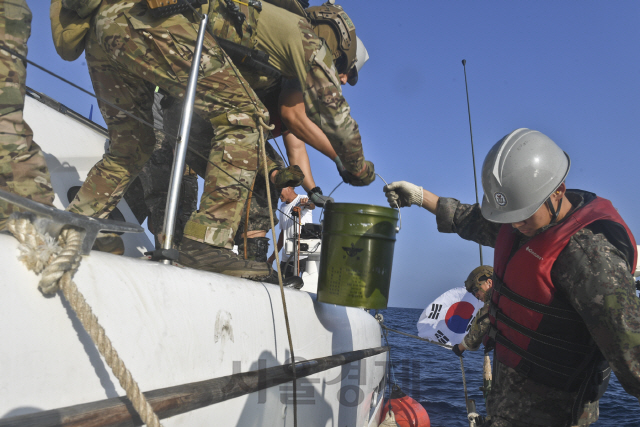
[{"xmin": 416, "ymin": 287, "xmax": 484, "ymax": 346}]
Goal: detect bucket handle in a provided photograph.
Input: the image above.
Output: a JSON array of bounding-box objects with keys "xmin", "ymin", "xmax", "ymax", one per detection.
[
  {"xmin": 376, "ymin": 173, "xmax": 401, "ymax": 233},
  {"xmin": 320, "ymin": 174, "xmax": 402, "ymax": 233}
]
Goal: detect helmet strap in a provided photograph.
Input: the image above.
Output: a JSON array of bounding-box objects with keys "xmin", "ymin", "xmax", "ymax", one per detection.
[{"xmin": 545, "ymin": 196, "xmax": 563, "ymax": 223}]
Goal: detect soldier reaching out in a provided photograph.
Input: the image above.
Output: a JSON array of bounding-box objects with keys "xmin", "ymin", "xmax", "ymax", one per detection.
[{"xmin": 384, "ymin": 128, "xmax": 640, "ymax": 426}]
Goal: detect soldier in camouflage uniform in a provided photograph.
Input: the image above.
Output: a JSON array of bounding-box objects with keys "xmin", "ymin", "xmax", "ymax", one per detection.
[
  {"xmin": 122, "ymin": 92, "xmax": 199, "ymax": 248},
  {"xmin": 160, "ymin": 91, "xmax": 285, "ymax": 261},
  {"xmin": 208, "ymin": 0, "xmax": 375, "ymax": 186},
  {"xmin": 384, "ymin": 129, "xmax": 640, "ymax": 426},
  {"xmin": 452, "ymin": 265, "xmax": 494, "ymax": 357},
  {"xmin": 62, "ymin": 0, "xmax": 286, "ymax": 278},
  {"xmin": 0, "ymin": 0, "xmax": 55, "ymax": 228}
]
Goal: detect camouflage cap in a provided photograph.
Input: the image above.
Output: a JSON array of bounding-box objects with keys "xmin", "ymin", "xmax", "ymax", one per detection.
[{"xmin": 465, "ymin": 265, "xmax": 494, "ymax": 294}]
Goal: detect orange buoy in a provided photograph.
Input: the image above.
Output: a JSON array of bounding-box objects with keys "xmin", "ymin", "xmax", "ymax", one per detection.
[{"xmin": 381, "ymin": 385, "xmax": 430, "ymax": 427}]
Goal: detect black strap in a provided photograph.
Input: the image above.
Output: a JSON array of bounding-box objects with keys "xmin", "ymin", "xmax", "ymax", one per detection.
[
  {"xmin": 546, "ymin": 196, "xmax": 563, "ymax": 224},
  {"xmin": 214, "ymin": 38, "xmax": 282, "ymax": 79},
  {"xmin": 476, "ymin": 312, "xmax": 490, "ymax": 323},
  {"xmin": 491, "ymin": 308, "xmax": 591, "ymax": 354},
  {"xmin": 493, "ymin": 276, "xmax": 583, "ymax": 321},
  {"xmin": 489, "ymin": 327, "xmax": 584, "ymax": 379}
]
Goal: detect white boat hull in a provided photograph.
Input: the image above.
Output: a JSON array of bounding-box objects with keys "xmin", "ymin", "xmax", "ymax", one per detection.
[
  {"xmin": 0, "ymin": 234, "xmax": 386, "ymax": 426},
  {"xmin": 0, "ymin": 91, "xmax": 387, "ymax": 426}
]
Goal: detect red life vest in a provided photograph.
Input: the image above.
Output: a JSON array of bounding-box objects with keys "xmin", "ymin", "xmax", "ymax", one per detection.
[{"xmin": 486, "ymin": 192, "xmax": 637, "ymax": 391}]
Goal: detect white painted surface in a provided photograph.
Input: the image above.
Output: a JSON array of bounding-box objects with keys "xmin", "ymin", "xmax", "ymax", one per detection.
[
  {"xmin": 23, "ymin": 95, "xmax": 154, "ymax": 257},
  {"xmin": 0, "ymin": 234, "xmax": 385, "ymax": 426},
  {"xmin": 6, "ymin": 92, "xmax": 386, "ymax": 426}
]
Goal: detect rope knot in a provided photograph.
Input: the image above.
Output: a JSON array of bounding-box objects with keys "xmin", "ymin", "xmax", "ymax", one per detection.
[
  {"xmin": 5, "ymin": 217, "xmax": 82, "ymax": 294},
  {"xmin": 256, "ymin": 110, "xmax": 275, "ymax": 132},
  {"xmin": 6, "ymin": 215, "xmax": 163, "ymax": 426}
]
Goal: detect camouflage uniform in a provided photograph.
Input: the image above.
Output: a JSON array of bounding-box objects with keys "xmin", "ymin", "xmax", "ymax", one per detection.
[
  {"xmin": 160, "ymin": 95, "xmax": 283, "ymax": 238},
  {"xmin": 461, "ymin": 289, "xmax": 493, "ymax": 352},
  {"xmin": 210, "ymin": 1, "xmax": 366, "ymax": 175},
  {"xmin": 123, "ymin": 92, "xmax": 198, "ymax": 246},
  {"xmin": 0, "ymin": 0, "xmax": 55, "ymax": 228},
  {"xmin": 67, "ymin": 1, "xmax": 269, "ymax": 250},
  {"xmin": 436, "ymin": 191, "xmax": 640, "ymax": 426}
]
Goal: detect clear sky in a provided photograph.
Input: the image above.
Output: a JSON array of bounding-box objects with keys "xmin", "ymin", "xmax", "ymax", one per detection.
[{"xmin": 26, "ymin": 1, "xmax": 640, "ymax": 309}]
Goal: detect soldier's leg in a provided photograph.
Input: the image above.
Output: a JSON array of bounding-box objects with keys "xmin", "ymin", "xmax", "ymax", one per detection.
[
  {"xmin": 67, "ymin": 31, "xmax": 156, "ymax": 218},
  {"xmin": 255, "ymin": 2, "xmax": 364, "ymax": 175},
  {"xmin": 0, "ymin": 0, "xmax": 55, "ymax": 228},
  {"xmin": 91, "ymin": 5, "xmax": 271, "ymax": 256}
]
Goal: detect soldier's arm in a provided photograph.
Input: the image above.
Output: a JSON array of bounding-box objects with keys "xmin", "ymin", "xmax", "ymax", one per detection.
[
  {"xmin": 461, "ymin": 304, "xmax": 491, "ymax": 351},
  {"xmin": 552, "ymin": 228, "xmax": 640, "ymax": 398},
  {"xmin": 279, "ymin": 87, "xmax": 339, "ymax": 160},
  {"xmin": 436, "ymin": 198, "xmax": 501, "ymax": 248}
]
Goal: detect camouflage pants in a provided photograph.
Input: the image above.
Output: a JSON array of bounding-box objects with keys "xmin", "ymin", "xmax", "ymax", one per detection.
[
  {"xmin": 0, "ymin": 0, "xmax": 54, "ymax": 228},
  {"xmin": 486, "ymin": 362, "xmax": 598, "ymax": 426},
  {"xmin": 123, "ymin": 93, "xmax": 198, "ymax": 247},
  {"xmin": 161, "ymin": 97, "xmax": 282, "ymax": 241},
  {"xmin": 67, "ymin": 1, "xmax": 268, "ymax": 249},
  {"xmin": 254, "ymin": 2, "xmax": 365, "ymax": 175}
]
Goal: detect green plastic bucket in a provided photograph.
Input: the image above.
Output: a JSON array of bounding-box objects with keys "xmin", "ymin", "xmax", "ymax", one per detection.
[{"xmin": 317, "ymin": 203, "xmax": 399, "ymax": 309}]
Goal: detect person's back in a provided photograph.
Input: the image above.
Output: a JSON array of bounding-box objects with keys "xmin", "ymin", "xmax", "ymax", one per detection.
[{"xmin": 270, "ymin": 186, "xmax": 314, "ymax": 277}]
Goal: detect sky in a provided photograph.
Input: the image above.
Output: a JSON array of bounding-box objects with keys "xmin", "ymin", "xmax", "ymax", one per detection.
[{"xmin": 25, "ymin": 1, "xmax": 640, "ymax": 309}]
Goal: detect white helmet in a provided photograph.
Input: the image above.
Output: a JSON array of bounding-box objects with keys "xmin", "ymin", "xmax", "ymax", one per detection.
[
  {"xmin": 347, "ymin": 36, "xmax": 369, "ymax": 86},
  {"xmin": 481, "ymin": 128, "xmax": 570, "ymax": 223}
]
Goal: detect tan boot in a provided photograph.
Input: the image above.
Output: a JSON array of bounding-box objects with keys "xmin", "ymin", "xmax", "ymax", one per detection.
[
  {"xmin": 178, "ymin": 238, "xmax": 271, "ymax": 279},
  {"xmin": 92, "ymin": 233, "xmax": 125, "ymax": 255}
]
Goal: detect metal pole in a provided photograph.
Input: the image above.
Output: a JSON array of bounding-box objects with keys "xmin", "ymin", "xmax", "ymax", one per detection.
[
  {"xmin": 462, "ymin": 59, "xmax": 483, "ymax": 266},
  {"xmin": 293, "ymin": 216, "xmax": 299, "ymax": 276},
  {"xmin": 160, "ymin": 13, "xmax": 209, "ymax": 263}
]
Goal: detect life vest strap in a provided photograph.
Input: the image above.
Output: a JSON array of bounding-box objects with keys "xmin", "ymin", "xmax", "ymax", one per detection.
[
  {"xmin": 489, "ymin": 326, "xmax": 586, "ymax": 379},
  {"xmin": 490, "ymin": 307, "xmax": 592, "ymax": 354},
  {"xmin": 493, "ymin": 276, "xmax": 582, "ymax": 321}
]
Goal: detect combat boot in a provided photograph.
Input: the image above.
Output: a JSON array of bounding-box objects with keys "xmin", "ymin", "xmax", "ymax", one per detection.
[
  {"xmin": 261, "ymin": 269, "xmax": 305, "ymax": 289},
  {"xmin": 237, "ymin": 237, "xmax": 270, "ymax": 262},
  {"xmin": 178, "ymin": 237, "xmax": 271, "ymax": 279},
  {"xmin": 92, "ymin": 233, "xmax": 125, "ymax": 255}
]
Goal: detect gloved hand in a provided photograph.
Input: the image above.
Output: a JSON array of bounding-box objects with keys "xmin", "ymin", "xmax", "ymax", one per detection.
[
  {"xmin": 383, "ymin": 181, "xmax": 423, "ymax": 208},
  {"xmin": 273, "ymin": 165, "xmax": 304, "ymax": 188},
  {"xmin": 452, "ymin": 344, "xmax": 465, "ymax": 357},
  {"xmin": 307, "ymin": 187, "xmax": 333, "ymax": 207},
  {"xmin": 338, "ymin": 160, "xmax": 376, "ymax": 187}
]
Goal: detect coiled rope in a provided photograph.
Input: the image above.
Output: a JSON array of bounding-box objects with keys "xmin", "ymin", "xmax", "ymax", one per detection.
[{"xmin": 7, "ymin": 217, "xmax": 163, "ymax": 427}]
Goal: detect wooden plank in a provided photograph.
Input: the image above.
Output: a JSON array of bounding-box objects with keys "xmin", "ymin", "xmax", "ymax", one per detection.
[{"xmin": 0, "ymin": 346, "xmax": 388, "ymax": 427}]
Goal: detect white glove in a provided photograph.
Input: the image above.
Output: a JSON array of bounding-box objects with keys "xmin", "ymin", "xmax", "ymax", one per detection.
[{"xmin": 383, "ymin": 181, "xmax": 423, "ymax": 208}]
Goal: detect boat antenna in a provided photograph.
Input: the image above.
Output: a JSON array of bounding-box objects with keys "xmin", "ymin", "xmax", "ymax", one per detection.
[{"xmin": 462, "ymin": 59, "xmax": 483, "ymax": 266}]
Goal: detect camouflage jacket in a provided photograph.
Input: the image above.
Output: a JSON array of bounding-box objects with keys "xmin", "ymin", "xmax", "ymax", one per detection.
[
  {"xmin": 461, "ymin": 289, "xmax": 492, "ymax": 352},
  {"xmin": 436, "ymin": 190, "xmax": 640, "ymax": 426}
]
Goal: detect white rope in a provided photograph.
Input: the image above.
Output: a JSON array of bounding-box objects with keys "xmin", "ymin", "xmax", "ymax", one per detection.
[
  {"xmin": 379, "ymin": 409, "xmax": 399, "ymax": 427},
  {"xmin": 7, "ymin": 217, "xmax": 163, "ymax": 427}
]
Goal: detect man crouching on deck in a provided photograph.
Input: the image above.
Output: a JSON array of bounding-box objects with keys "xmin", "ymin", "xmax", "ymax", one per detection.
[{"xmin": 383, "ymin": 128, "xmax": 640, "ymax": 427}]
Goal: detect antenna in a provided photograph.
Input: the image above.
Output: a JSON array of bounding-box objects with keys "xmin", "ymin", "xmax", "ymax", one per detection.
[{"xmin": 462, "ymin": 59, "xmax": 483, "ymax": 266}]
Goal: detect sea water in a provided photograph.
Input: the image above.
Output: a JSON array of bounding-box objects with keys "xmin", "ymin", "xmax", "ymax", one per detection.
[{"xmin": 378, "ymin": 307, "xmax": 640, "ymax": 427}]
